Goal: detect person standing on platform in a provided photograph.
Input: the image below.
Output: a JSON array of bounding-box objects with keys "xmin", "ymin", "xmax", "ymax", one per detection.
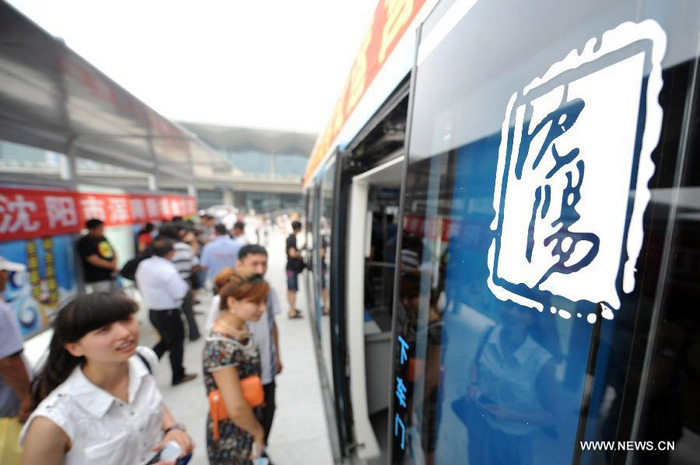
[
  {"xmin": 201, "ymin": 224, "xmax": 241, "ymax": 292},
  {"xmin": 136, "ymin": 239, "xmax": 197, "ymax": 386},
  {"xmin": 232, "ymin": 221, "xmax": 249, "ymax": 248},
  {"xmin": 0, "ymin": 258, "xmax": 31, "ymax": 463},
  {"xmin": 285, "ymin": 221, "xmax": 304, "ymax": 319},
  {"xmin": 236, "ymin": 245, "xmax": 282, "ymax": 447},
  {"xmin": 20, "ymin": 293, "xmax": 194, "ymax": 465},
  {"xmin": 158, "ymin": 223, "xmax": 201, "ymax": 342},
  {"xmin": 76, "ymin": 219, "xmax": 118, "ymax": 293},
  {"xmin": 198, "ymin": 214, "xmax": 216, "ymax": 245},
  {"xmin": 182, "ymin": 228, "xmax": 204, "ymax": 301},
  {"xmin": 203, "ymin": 270, "xmax": 268, "ymax": 465},
  {"xmin": 136, "ymin": 222, "xmax": 155, "ymax": 254}
]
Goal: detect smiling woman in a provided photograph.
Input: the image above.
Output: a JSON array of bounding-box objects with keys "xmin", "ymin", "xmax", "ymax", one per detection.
[{"xmin": 19, "ymin": 293, "xmax": 194, "ymax": 465}]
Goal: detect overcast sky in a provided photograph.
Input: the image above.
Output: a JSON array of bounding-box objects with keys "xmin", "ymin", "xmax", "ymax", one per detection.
[{"xmin": 7, "ymin": 0, "xmax": 378, "ymax": 135}]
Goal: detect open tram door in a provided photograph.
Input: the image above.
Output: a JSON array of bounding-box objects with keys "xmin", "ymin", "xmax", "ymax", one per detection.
[
  {"xmin": 313, "ymin": 78, "xmax": 410, "ymax": 463},
  {"xmin": 345, "ymin": 154, "xmax": 405, "ymax": 462}
]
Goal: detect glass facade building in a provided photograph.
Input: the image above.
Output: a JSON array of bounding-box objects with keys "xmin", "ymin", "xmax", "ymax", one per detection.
[{"xmin": 181, "ymin": 122, "xmax": 315, "ymax": 214}]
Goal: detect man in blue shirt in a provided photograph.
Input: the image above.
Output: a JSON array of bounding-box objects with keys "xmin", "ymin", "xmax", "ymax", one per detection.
[{"xmin": 200, "ymin": 224, "xmax": 241, "ymax": 291}]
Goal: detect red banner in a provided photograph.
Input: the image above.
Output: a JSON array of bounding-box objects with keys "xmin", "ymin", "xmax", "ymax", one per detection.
[
  {"xmin": 0, "ymin": 187, "xmax": 197, "ymax": 242},
  {"xmin": 403, "ymin": 214, "xmax": 455, "ymax": 243},
  {"xmin": 304, "ymin": 0, "xmax": 427, "ymax": 184}
]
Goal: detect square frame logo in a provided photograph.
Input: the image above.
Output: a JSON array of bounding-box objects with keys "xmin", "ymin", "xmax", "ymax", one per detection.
[{"xmin": 487, "ymin": 21, "xmax": 666, "ymax": 324}]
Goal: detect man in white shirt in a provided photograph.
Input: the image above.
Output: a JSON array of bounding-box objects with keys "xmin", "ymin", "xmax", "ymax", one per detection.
[
  {"xmin": 135, "ymin": 239, "xmax": 197, "ymax": 385},
  {"xmin": 235, "ymin": 244, "xmax": 282, "ymax": 446},
  {"xmin": 232, "ymin": 221, "xmax": 249, "ymax": 248}
]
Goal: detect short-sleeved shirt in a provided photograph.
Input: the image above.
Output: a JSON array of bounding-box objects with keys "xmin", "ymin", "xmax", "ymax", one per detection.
[
  {"xmin": 204, "ymin": 290, "xmax": 281, "ymax": 385},
  {"xmin": 20, "ymin": 347, "xmax": 163, "ymax": 465},
  {"xmin": 476, "ymin": 326, "xmax": 552, "ymax": 435},
  {"xmin": 202, "ymin": 331, "xmax": 261, "ymax": 464},
  {"xmin": 233, "ymin": 235, "xmax": 249, "ymax": 249},
  {"xmin": 201, "ymin": 236, "xmax": 241, "ymax": 282},
  {"xmin": 171, "ymin": 241, "xmax": 199, "ymax": 280},
  {"xmin": 203, "ymin": 332, "xmax": 260, "ymax": 389},
  {"xmin": 137, "ymin": 232, "xmax": 153, "ymax": 249},
  {"xmin": 135, "ymin": 256, "xmax": 189, "ymax": 310},
  {"xmin": 76, "ymin": 234, "xmax": 115, "ymax": 283},
  {"xmin": 285, "ymin": 234, "xmax": 303, "ymax": 272},
  {"xmin": 0, "ymin": 299, "xmax": 25, "ymax": 417},
  {"xmin": 247, "ymin": 288, "xmax": 282, "ymax": 384}
]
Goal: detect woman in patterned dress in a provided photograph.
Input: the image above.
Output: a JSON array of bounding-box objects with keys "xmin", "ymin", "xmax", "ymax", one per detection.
[{"xmin": 203, "ymin": 270, "xmax": 269, "ymax": 465}]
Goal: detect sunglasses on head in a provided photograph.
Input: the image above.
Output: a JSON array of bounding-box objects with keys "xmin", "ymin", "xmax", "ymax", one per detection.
[{"xmin": 228, "ymin": 273, "xmax": 264, "ymax": 287}]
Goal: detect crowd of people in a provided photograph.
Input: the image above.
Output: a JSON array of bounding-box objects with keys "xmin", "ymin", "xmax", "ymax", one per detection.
[{"xmin": 0, "ymin": 213, "xmax": 308, "ymax": 465}]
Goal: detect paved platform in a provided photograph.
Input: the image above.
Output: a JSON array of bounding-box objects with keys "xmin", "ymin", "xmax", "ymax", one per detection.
[{"xmin": 138, "ymin": 231, "xmax": 333, "ymax": 465}]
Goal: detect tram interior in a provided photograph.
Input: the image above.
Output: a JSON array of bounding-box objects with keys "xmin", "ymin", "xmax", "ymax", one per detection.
[{"xmin": 355, "ymin": 166, "xmax": 403, "ymax": 465}]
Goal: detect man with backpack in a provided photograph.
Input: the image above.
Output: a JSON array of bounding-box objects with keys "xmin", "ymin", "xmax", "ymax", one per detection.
[{"xmin": 285, "ymin": 221, "xmax": 304, "ymax": 319}]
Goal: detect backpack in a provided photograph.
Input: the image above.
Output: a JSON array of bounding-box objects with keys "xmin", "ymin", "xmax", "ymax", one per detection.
[
  {"xmin": 286, "ymin": 234, "xmax": 306, "ymax": 273},
  {"xmin": 120, "ymin": 247, "xmax": 153, "ymax": 281}
]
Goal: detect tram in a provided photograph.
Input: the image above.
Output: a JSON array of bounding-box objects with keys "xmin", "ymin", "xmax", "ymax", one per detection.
[{"xmin": 302, "ymin": 0, "xmax": 700, "ymax": 464}]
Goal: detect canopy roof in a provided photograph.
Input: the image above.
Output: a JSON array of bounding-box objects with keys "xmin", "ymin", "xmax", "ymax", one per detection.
[
  {"xmin": 180, "ymin": 122, "xmax": 315, "ymax": 155},
  {"xmin": 0, "ymin": 2, "xmax": 231, "ymax": 181}
]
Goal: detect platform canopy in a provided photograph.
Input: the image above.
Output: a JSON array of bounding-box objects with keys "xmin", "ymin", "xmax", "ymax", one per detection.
[{"xmin": 0, "ymin": 2, "xmax": 230, "ymax": 181}]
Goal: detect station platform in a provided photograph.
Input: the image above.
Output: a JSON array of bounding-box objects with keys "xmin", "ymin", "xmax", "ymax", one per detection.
[{"xmin": 136, "ymin": 231, "xmax": 333, "ymax": 465}]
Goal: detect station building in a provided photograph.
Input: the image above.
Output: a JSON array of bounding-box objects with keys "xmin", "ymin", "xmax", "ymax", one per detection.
[{"xmin": 181, "ymin": 122, "xmax": 314, "ymax": 213}]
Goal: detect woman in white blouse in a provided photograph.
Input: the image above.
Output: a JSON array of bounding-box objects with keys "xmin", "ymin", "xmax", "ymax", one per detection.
[{"xmin": 20, "ymin": 292, "xmax": 194, "ymax": 465}]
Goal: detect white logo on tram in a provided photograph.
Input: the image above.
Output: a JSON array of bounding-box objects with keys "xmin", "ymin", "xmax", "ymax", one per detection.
[{"xmin": 487, "ymin": 21, "xmax": 667, "ymax": 323}]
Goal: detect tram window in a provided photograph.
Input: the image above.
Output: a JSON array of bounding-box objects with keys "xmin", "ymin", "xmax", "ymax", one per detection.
[
  {"xmin": 318, "ymin": 162, "xmax": 335, "ymax": 386},
  {"xmin": 321, "ymin": 164, "xmax": 334, "ymax": 317},
  {"xmin": 366, "ymin": 186, "xmax": 401, "ymax": 332},
  {"xmin": 390, "ymin": 0, "xmax": 700, "ymax": 464},
  {"xmin": 629, "ymin": 71, "xmax": 700, "ymax": 463}
]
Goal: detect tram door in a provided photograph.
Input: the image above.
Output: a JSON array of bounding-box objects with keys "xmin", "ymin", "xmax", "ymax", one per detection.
[{"xmin": 346, "ymin": 156, "xmax": 404, "ymax": 462}]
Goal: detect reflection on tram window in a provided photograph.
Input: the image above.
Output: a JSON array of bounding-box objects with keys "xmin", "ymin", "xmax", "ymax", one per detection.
[
  {"xmin": 393, "ymin": 148, "xmax": 594, "ymax": 465},
  {"xmin": 320, "ymin": 164, "xmax": 334, "ymax": 317},
  {"xmin": 389, "ymin": 1, "xmax": 700, "ymax": 464},
  {"xmin": 462, "ymin": 302, "xmax": 559, "ymax": 465},
  {"xmin": 316, "ymin": 162, "xmax": 335, "ymax": 390}
]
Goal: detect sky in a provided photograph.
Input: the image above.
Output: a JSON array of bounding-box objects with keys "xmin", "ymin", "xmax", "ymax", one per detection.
[{"xmin": 6, "ymin": 0, "xmax": 379, "ymax": 135}]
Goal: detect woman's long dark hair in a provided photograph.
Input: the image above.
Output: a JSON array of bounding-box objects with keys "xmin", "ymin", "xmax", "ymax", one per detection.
[{"xmin": 30, "ymin": 292, "xmax": 138, "ymax": 410}]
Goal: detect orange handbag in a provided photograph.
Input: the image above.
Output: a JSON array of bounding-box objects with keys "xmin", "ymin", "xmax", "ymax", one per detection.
[{"xmin": 209, "ymin": 375, "xmax": 265, "ymax": 440}]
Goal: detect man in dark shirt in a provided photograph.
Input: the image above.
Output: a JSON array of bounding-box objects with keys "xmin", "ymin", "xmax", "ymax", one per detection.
[
  {"xmin": 286, "ymin": 221, "xmax": 304, "ymax": 318},
  {"xmin": 76, "ymin": 218, "xmax": 118, "ymax": 293}
]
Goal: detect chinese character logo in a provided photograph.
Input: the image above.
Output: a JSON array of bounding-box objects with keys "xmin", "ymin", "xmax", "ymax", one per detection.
[
  {"xmin": 45, "ymin": 196, "xmax": 78, "ymax": 229},
  {"xmin": 487, "ymin": 21, "xmax": 666, "ymax": 323},
  {"xmin": 0, "ymin": 194, "xmax": 40, "ymax": 233}
]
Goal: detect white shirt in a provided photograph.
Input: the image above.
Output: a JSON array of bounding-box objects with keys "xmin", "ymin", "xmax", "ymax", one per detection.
[
  {"xmin": 135, "ymin": 256, "xmax": 189, "ymax": 310},
  {"xmin": 205, "ymin": 288, "xmax": 282, "ymax": 384},
  {"xmin": 233, "ymin": 235, "xmax": 249, "ymax": 248},
  {"xmin": 205, "ymin": 295, "xmax": 222, "ymax": 331},
  {"xmin": 247, "ymin": 289, "xmax": 282, "ymax": 384},
  {"xmin": 0, "ymin": 299, "xmax": 27, "ymax": 417},
  {"xmin": 21, "ymin": 347, "xmax": 163, "ymax": 465},
  {"xmin": 477, "ymin": 326, "xmax": 552, "ymax": 435}
]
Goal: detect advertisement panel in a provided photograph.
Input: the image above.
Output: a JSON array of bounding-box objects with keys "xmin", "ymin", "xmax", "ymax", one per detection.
[
  {"xmin": 0, "ymin": 235, "xmax": 76, "ymax": 339},
  {"xmin": 0, "ymin": 186, "xmax": 197, "ymax": 339}
]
